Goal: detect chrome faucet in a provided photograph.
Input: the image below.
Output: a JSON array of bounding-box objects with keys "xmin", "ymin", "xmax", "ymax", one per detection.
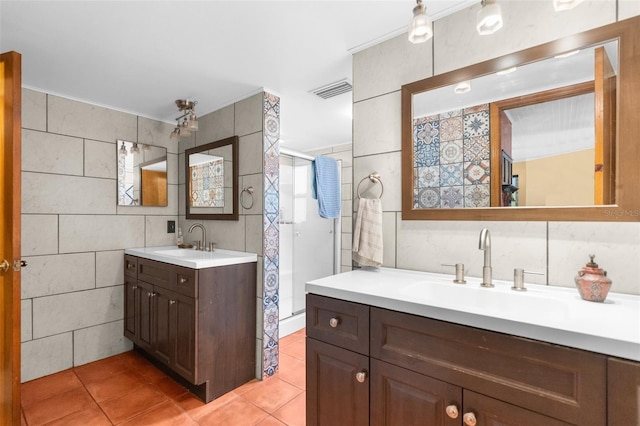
[
  {"xmin": 478, "ymin": 228, "xmax": 494, "ymax": 287},
  {"xmin": 188, "ymin": 223, "xmax": 207, "ymax": 251}
]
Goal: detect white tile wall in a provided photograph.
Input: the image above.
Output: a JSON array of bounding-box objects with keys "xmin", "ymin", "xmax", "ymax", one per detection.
[
  {"xmin": 73, "ymin": 320, "xmax": 132, "ymax": 366},
  {"xmin": 21, "ymin": 214, "xmax": 58, "ymax": 256},
  {"xmin": 21, "ymin": 90, "xmax": 179, "ymax": 382},
  {"xmin": 21, "ymin": 333, "xmax": 73, "ymax": 382},
  {"xmin": 23, "ymin": 172, "xmax": 116, "ymax": 214},
  {"xmin": 96, "ymin": 250, "xmax": 125, "ymax": 288},
  {"xmin": 21, "ymin": 253, "xmax": 95, "ymax": 299},
  {"xmin": 47, "ymin": 95, "xmax": 137, "ymax": 142},
  {"xmin": 352, "ymin": 0, "xmax": 640, "ymax": 296},
  {"xmin": 84, "ymin": 139, "xmax": 116, "ymax": 179},
  {"xmin": 32, "ymin": 286, "xmax": 123, "ymax": 339},
  {"xmin": 59, "ymin": 215, "xmax": 145, "ymax": 253},
  {"xmin": 433, "ymin": 0, "xmax": 616, "ymax": 75},
  {"xmin": 22, "ymin": 130, "xmax": 84, "ymax": 175}
]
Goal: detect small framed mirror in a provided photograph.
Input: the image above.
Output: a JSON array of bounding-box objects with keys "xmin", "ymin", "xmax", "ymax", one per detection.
[
  {"xmin": 185, "ymin": 136, "xmax": 239, "ymax": 220},
  {"xmin": 117, "ymin": 140, "xmax": 168, "ymax": 206}
]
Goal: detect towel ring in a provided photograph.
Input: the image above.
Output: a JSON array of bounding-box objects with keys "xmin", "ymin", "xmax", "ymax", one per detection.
[
  {"xmin": 241, "ymin": 186, "xmax": 255, "ymax": 209},
  {"xmin": 356, "ymin": 173, "xmax": 383, "ymax": 199}
]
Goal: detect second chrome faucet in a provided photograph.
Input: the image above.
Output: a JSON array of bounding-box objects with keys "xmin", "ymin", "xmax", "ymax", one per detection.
[{"xmin": 479, "ymin": 228, "xmax": 494, "ymax": 287}]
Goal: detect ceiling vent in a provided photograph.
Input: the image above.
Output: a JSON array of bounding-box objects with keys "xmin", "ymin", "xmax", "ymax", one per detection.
[{"xmin": 310, "ymin": 79, "xmax": 353, "ymax": 99}]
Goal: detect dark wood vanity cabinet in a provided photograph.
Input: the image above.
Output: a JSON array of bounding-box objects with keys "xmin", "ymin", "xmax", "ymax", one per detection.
[
  {"xmin": 307, "ymin": 293, "xmax": 638, "ymax": 426},
  {"xmin": 124, "ymin": 254, "xmax": 256, "ymax": 402}
]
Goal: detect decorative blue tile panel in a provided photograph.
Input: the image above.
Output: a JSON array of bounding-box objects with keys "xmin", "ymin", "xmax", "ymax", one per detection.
[
  {"xmin": 464, "ymin": 160, "xmax": 490, "ymax": 185},
  {"xmin": 440, "ymin": 139, "xmax": 463, "ymax": 164},
  {"xmin": 413, "ymin": 103, "xmax": 491, "ymax": 209},
  {"xmin": 440, "ymin": 186, "xmax": 464, "ymax": 208},
  {"xmin": 416, "ymin": 187, "xmax": 440, "ymax": 208},
  {"xmin": 465, "ymin": 183, "xmax": 491, "ymax": 207},
  {"xmin": 263, "ymin": 92, "xmax": 280, "ymax": 377},
  {"xmin": 439, "ymin": 116, "xmax": 463, "ymax": 142},
  {"xmin": 417, "ymin": 166, "xmax": 439, "ymax": 188},
  {"xmin": 440, "ymin": 163, "xmax": 463, "ymax": 186}
]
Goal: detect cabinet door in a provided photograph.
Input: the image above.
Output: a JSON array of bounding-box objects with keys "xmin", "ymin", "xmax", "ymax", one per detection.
[
  {"xmin": 171, "ymin": 292, "xmax": 195, "ymax": 382},
  {"xmin": 463, "ymin": 390, "xmax": 571, "ymax": 426},
  {"xmin": 370, "ymin": 359, "xmax": 461, "ymax": 426},
  {"xmin": 137, "ymin": 280, "xmax": 154, "ymax": 352},
  {"xmin": 306, "ymin": 338, "xmax": 369, "ymax": 426},
  {"xmin": 608, "ymin": 357, "xmax": 640, "ymax": 426},
  {"xmin": 152, "ymin": 287, "xmax": 173, "ymax": 366},
  {"xmin": 124, "ymin": 279, "xmax": 139, "ymax": 343}
]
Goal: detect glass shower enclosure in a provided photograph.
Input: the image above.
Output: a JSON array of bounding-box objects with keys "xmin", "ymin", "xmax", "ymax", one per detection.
[{"xmin": 279, "ymin": 149, "xmax": 339, "ymax": 335}]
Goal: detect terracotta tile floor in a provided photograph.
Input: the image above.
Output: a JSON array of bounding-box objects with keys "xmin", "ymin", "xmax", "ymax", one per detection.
[{"xmin": 20, "ymin": 329, "xmax": 306, "ymax": 426}]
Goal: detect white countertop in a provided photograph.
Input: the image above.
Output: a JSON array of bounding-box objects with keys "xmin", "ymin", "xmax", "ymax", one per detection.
[
  {"xmin": 306, "ymin": 267, "xmax": 640, "ymax": 361},
  {"xmin": 125, "ymin": 246, "xmax": 257, "ymax": 269}
]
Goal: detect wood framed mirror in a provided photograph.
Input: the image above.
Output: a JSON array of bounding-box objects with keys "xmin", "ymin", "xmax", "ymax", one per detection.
[
  {"xmin": 117, "ymin": 140, "xmax": 168, "ymax": 207},
  {"xmin": 401, "ymin": 16, "xmax": 640, "ymax": 221},
  {"xmin": 185, "ymin": 136, "xmax": 239, "ymax": 221}
]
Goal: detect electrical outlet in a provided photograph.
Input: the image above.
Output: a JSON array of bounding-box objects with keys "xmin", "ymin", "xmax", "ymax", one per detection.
[{"xmin": 167, "ymin": 220, "xmax": 176, "ymax": 233}]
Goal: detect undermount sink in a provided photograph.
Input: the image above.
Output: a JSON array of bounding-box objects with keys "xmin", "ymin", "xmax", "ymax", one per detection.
[{"xmin": 124, "ymin": 246, "xmax": 257, "ymax": 269}]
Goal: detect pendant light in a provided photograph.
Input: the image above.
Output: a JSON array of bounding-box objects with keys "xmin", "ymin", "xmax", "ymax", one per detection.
[
  {"xmin": 476, "ymin": 0, "xmax": 503, "ymax": 35},
  {"xmin": 119, "ymin": 141, "xmax": 128, "ymax": 157},
  {"xmin": 408, "ymin": 0, "xmax": 433, "ymax": 44},
  {"xmin": 169, "ymin": 99, "xmax": 198, "ymax": 139}
]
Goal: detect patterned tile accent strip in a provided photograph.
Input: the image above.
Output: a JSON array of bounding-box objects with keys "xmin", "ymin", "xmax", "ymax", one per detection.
[{"xmin": 262, "ymin": 92, "xmax": 280, "ymax": 376}]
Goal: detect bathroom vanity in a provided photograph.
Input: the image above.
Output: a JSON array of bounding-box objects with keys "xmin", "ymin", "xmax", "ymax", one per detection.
[
  {"xmin": 306, "ymin": 268, "xmax": 640, "ymax": 425},
  {"xmin": 124, "ymin": 246, "xmax": 257, "ymax": 402}
]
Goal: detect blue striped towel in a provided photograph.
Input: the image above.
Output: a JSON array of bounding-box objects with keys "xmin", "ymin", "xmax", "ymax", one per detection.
[{"xmin": 311, "ymin": 156, "xmax": 341, "ymax": 219}]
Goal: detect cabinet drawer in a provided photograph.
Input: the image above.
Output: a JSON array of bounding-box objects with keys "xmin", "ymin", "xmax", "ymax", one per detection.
[
  {"xmin": 370, "ymin": 307, "xmax": 606, "ymax": 426},
  {"xmin": 172, "ymin": 266, "xmax": 197, "ymax": 298},
  {"xmin": 124, "ymin": 255, "xmax": 138, "ymax": 278},
  {"xmin": 138, "ymin": 258, "xmax": 172, "ymax": 289},
  {"xmin": 306, "ymin": 294, "xmax": 369, "ymax": 356}
]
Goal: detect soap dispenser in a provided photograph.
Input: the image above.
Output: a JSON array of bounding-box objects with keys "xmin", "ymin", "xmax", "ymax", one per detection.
[
  {"xmin": 176, "ymin": 228, "xmax": 183, "ymax": 246},
  {"xmin": 574, "ymin": 254, "xmax": 612, "ymax": 302}
]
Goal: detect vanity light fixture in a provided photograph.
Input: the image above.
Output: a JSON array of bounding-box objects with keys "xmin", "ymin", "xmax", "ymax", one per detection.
[
  {"xmin": 130, "ymin": 142, "xmax": 141, "ymax": 154},
  {"xmin": 408, "ymin": 0, "xmax": 433, "ymax": 44},
  {"xmin": 553, "ymin": 0, "xmax": 584, "ymax": 11},
  {"xmin": 119, "ymin": 141, "xmax": 128, "ymax": 157},
  {"xmin": 170, "ymin": 99, "xmax": 198, "ymax": 140},
  {"xmin": 454, "ymin": 80, "xmax": 471, "ymax": 94},
  {"xmin": 476, "ymin": 0, "xmax": 503, "ymax": 35}
]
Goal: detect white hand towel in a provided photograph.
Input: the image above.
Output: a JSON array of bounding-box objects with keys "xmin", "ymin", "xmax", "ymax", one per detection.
[{"xmin": 353, "ymin": 198, "xmax": 383, "ymax": 267}]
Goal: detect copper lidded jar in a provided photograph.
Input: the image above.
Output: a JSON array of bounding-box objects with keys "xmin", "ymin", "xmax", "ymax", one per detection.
[{"xmin": 574, "ymin": 254, "xmax": 612, "ymax": 302}]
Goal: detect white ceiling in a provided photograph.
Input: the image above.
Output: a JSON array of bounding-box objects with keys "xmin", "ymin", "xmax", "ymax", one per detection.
[{"xmin": 0, "ymin": 0, "xmax": 475, "ymax": 153}]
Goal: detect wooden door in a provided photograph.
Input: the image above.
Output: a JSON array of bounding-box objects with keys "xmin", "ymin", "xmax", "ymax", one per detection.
[
  {"xmin": 306, "ymin": 338, "xmax": 369, "ymax": 426},
  {"xmin": 594, "ymin": 46, "xmax": 616, "ymax": 205},
  {"xmin": 370, "ymin": 359, "xmax": 460, "ymax": 426},
  {"xmin": 0, "ymin": 51, "xmax": 22, "ymax": 426}
]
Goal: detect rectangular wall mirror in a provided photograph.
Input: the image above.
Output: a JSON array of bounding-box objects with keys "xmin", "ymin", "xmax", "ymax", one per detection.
[
  {"xmin": 401, "ymin": 16, "xmax": 640, "ymax": 221},
  {"xmin": 185, "ymin": 136, "xmax": 239, "ymax": 221},
  {"xmin": 117, "ymin": 140, "xmax": 167, "ymax": 206}
]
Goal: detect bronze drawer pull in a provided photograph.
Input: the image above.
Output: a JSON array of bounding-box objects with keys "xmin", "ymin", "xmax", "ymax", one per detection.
[
  {"xmin": 463, "ymin": 412, "xmax": 477, "ymax": 426},
  {"xmin": 180, "ymin": 277, "xmax": 188, "ymax": 284},
  {"xmin": 127, "ymin": 263, "xmax": 135, "ymax": 269},
  {"xmin": 446, "ymin": 404, "xmax": 459, "ymax": 419},
  {"xmin": 169, "ymin": 300, "xmax": 176, "ymax": 305},
  {"xmin": 355, "ymin": 371, "xmax": 367, "ymax": 383},
  {"xmin": 329, "ymin": 317, "xmax": 339, "ymax": 328}
]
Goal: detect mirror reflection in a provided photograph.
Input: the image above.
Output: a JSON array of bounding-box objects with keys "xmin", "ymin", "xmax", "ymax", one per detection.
[
  {"xmin": 185, "ymin": 136, "xmax": 239, "ymax": 220},
  {"xmin": 117, "ymin": 140, "xmax": 167, "ymax": 206},
  {"xmin": 411, "ymin": 40, "xmax": 617, "ymax": 209}
]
